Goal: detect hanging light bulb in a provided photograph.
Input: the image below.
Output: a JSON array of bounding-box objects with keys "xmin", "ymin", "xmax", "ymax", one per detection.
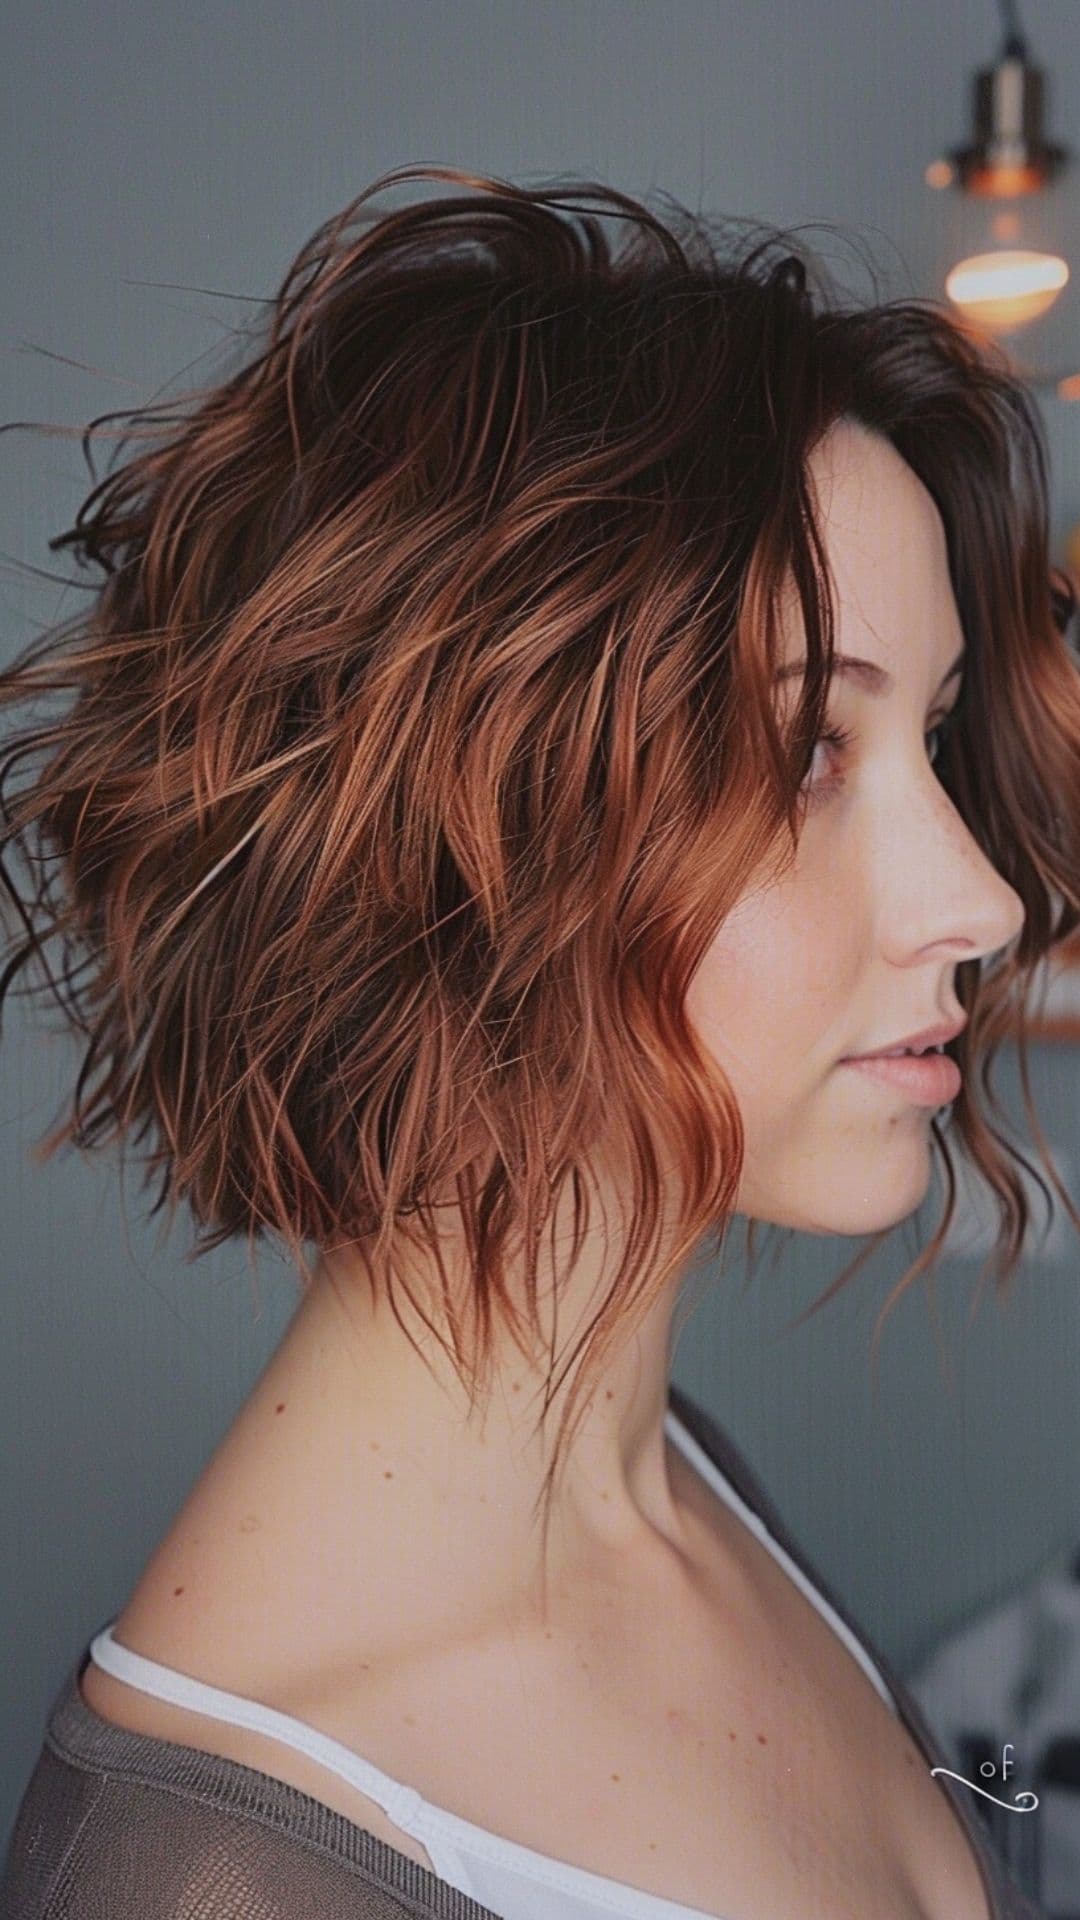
[
  {"xmin": 945, "ymin": 249, "xmax": 1068, "ymax": 333},
  {"xmin": 925, "ymin": 0, "xmax": 1071, "ymax": 341}
]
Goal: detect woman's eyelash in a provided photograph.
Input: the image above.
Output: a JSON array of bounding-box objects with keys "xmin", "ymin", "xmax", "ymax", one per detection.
[
  {"xmin": 814, "ymin": 721, "xmax": 855, "ymax": 760},
  {"xmin": 802, "ymin": 713, "xmax": 955, "ymax": 805}
]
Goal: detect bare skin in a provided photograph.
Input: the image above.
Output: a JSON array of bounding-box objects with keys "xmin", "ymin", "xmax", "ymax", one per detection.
[{"xmin": 81, "ymin": 421, "xmax": 1023, "ymax": 1919}]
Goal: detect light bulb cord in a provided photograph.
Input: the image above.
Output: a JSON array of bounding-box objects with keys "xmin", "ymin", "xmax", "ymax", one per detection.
[{"xmin": 995, "ymin": 0, "xmax": 1028, "ymax": 61}]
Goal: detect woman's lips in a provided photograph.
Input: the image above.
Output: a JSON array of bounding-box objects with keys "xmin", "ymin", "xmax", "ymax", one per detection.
[{"xmin": 840, "ymin": 1051, "xmax": 962, "ymax": 1105}]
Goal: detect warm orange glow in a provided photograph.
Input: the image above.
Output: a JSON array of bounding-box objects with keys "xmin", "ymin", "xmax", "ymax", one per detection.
[
  {"xmin": 945, "ymin": 248, "xmax": 1069, "ymax": 332},
  {"xmin": 924, "ymin": 159, "xmax": 955, "ymax": 190},
  {"xmin": 964, "ymin": 161, "xmax": 1046, "ymax": 198}
]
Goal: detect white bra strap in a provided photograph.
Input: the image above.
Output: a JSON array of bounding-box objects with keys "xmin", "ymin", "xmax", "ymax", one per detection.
[{"xmin": 88, "ymin": 1625, "xmax": 425, "ymax": 1830}]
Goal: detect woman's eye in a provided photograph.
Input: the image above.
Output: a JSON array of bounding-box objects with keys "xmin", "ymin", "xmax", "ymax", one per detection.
[
  {"xmin": 800, "ymin": 715, "xmax": 954, "ymax": 807},
  {"xmin": 803, "ymin": 722, "xmax": 853, "ymax": 794}
]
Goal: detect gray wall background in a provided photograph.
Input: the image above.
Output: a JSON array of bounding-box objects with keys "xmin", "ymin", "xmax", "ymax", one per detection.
[{"xmin": 3, "ymin": 0, "xmax": 1079, "ymax": 1855}]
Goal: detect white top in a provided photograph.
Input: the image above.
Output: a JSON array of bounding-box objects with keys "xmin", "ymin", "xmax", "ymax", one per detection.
[{"xmin": 89, "ymin": 1407, "xmax": 899, "ymax": 1920}]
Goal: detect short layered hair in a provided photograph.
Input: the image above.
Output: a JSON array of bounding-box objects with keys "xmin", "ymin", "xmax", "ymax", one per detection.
[{"xmin": 1, "ymin": 164, "xmax": 1077, "ymax": 1543}]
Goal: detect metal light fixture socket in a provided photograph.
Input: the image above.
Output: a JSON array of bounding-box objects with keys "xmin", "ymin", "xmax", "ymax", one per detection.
[{"xmin": 940, "ymin": 33, "xmax": 1070, "ymax": 198}]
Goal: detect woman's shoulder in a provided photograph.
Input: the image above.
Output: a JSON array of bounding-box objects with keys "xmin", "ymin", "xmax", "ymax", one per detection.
[
  {"xmin": 3, "ymin": 1682, "xmax": 452, "ymax": 1918},
  {"xmin": 76, "ymin": 1648, "xmax": 439, "ymax": 1870}
]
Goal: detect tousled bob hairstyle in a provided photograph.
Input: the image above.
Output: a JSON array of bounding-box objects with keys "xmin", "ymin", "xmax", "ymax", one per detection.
[{"xmin": 1, "ymin": 163, "xmax": 1079, "ymax": 1555}]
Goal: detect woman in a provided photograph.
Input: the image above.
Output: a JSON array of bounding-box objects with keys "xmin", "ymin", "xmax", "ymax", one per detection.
[{"xmin": 2, "ymin": 164, "xmax": 1076, "ymax": 1920}]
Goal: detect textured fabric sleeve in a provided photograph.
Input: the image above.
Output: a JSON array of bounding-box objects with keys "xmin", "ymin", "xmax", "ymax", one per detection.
[{"xmin": 1, "ymin": 1742, "xmax": 433, "ymax": 1920}]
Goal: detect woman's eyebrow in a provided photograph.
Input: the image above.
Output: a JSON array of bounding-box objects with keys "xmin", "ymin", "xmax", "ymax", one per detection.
[{"xmin": 773, "ymin": 647, "xmax": 966, "ymax": 696}]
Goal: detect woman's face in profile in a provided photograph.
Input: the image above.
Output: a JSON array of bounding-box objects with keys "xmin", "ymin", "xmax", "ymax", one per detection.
[{"xmin": 685, "ymin": 419, "xmax": 1027, "ymax": 1239}]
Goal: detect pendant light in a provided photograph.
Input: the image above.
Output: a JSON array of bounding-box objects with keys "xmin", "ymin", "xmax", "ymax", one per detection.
[{"xmin": 925, "ymin": 0, "xmax": 1075, "ymax": 396}]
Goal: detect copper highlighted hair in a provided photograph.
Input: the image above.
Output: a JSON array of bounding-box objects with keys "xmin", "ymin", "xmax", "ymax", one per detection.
[{"xmin": 1, "ymin": 163, "xmax": 1078, "ymax": 1550}]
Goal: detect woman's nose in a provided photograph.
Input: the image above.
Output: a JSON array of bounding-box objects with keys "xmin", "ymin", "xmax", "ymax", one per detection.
[{"xmin": 886, "ymin": 794, "xmax": 1027, "ymax": 968}]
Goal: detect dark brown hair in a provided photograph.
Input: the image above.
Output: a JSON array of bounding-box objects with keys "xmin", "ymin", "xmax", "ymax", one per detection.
[{"xmin": 2, "ymin": 163, "xmax": 1078, "ymax": 1559}]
